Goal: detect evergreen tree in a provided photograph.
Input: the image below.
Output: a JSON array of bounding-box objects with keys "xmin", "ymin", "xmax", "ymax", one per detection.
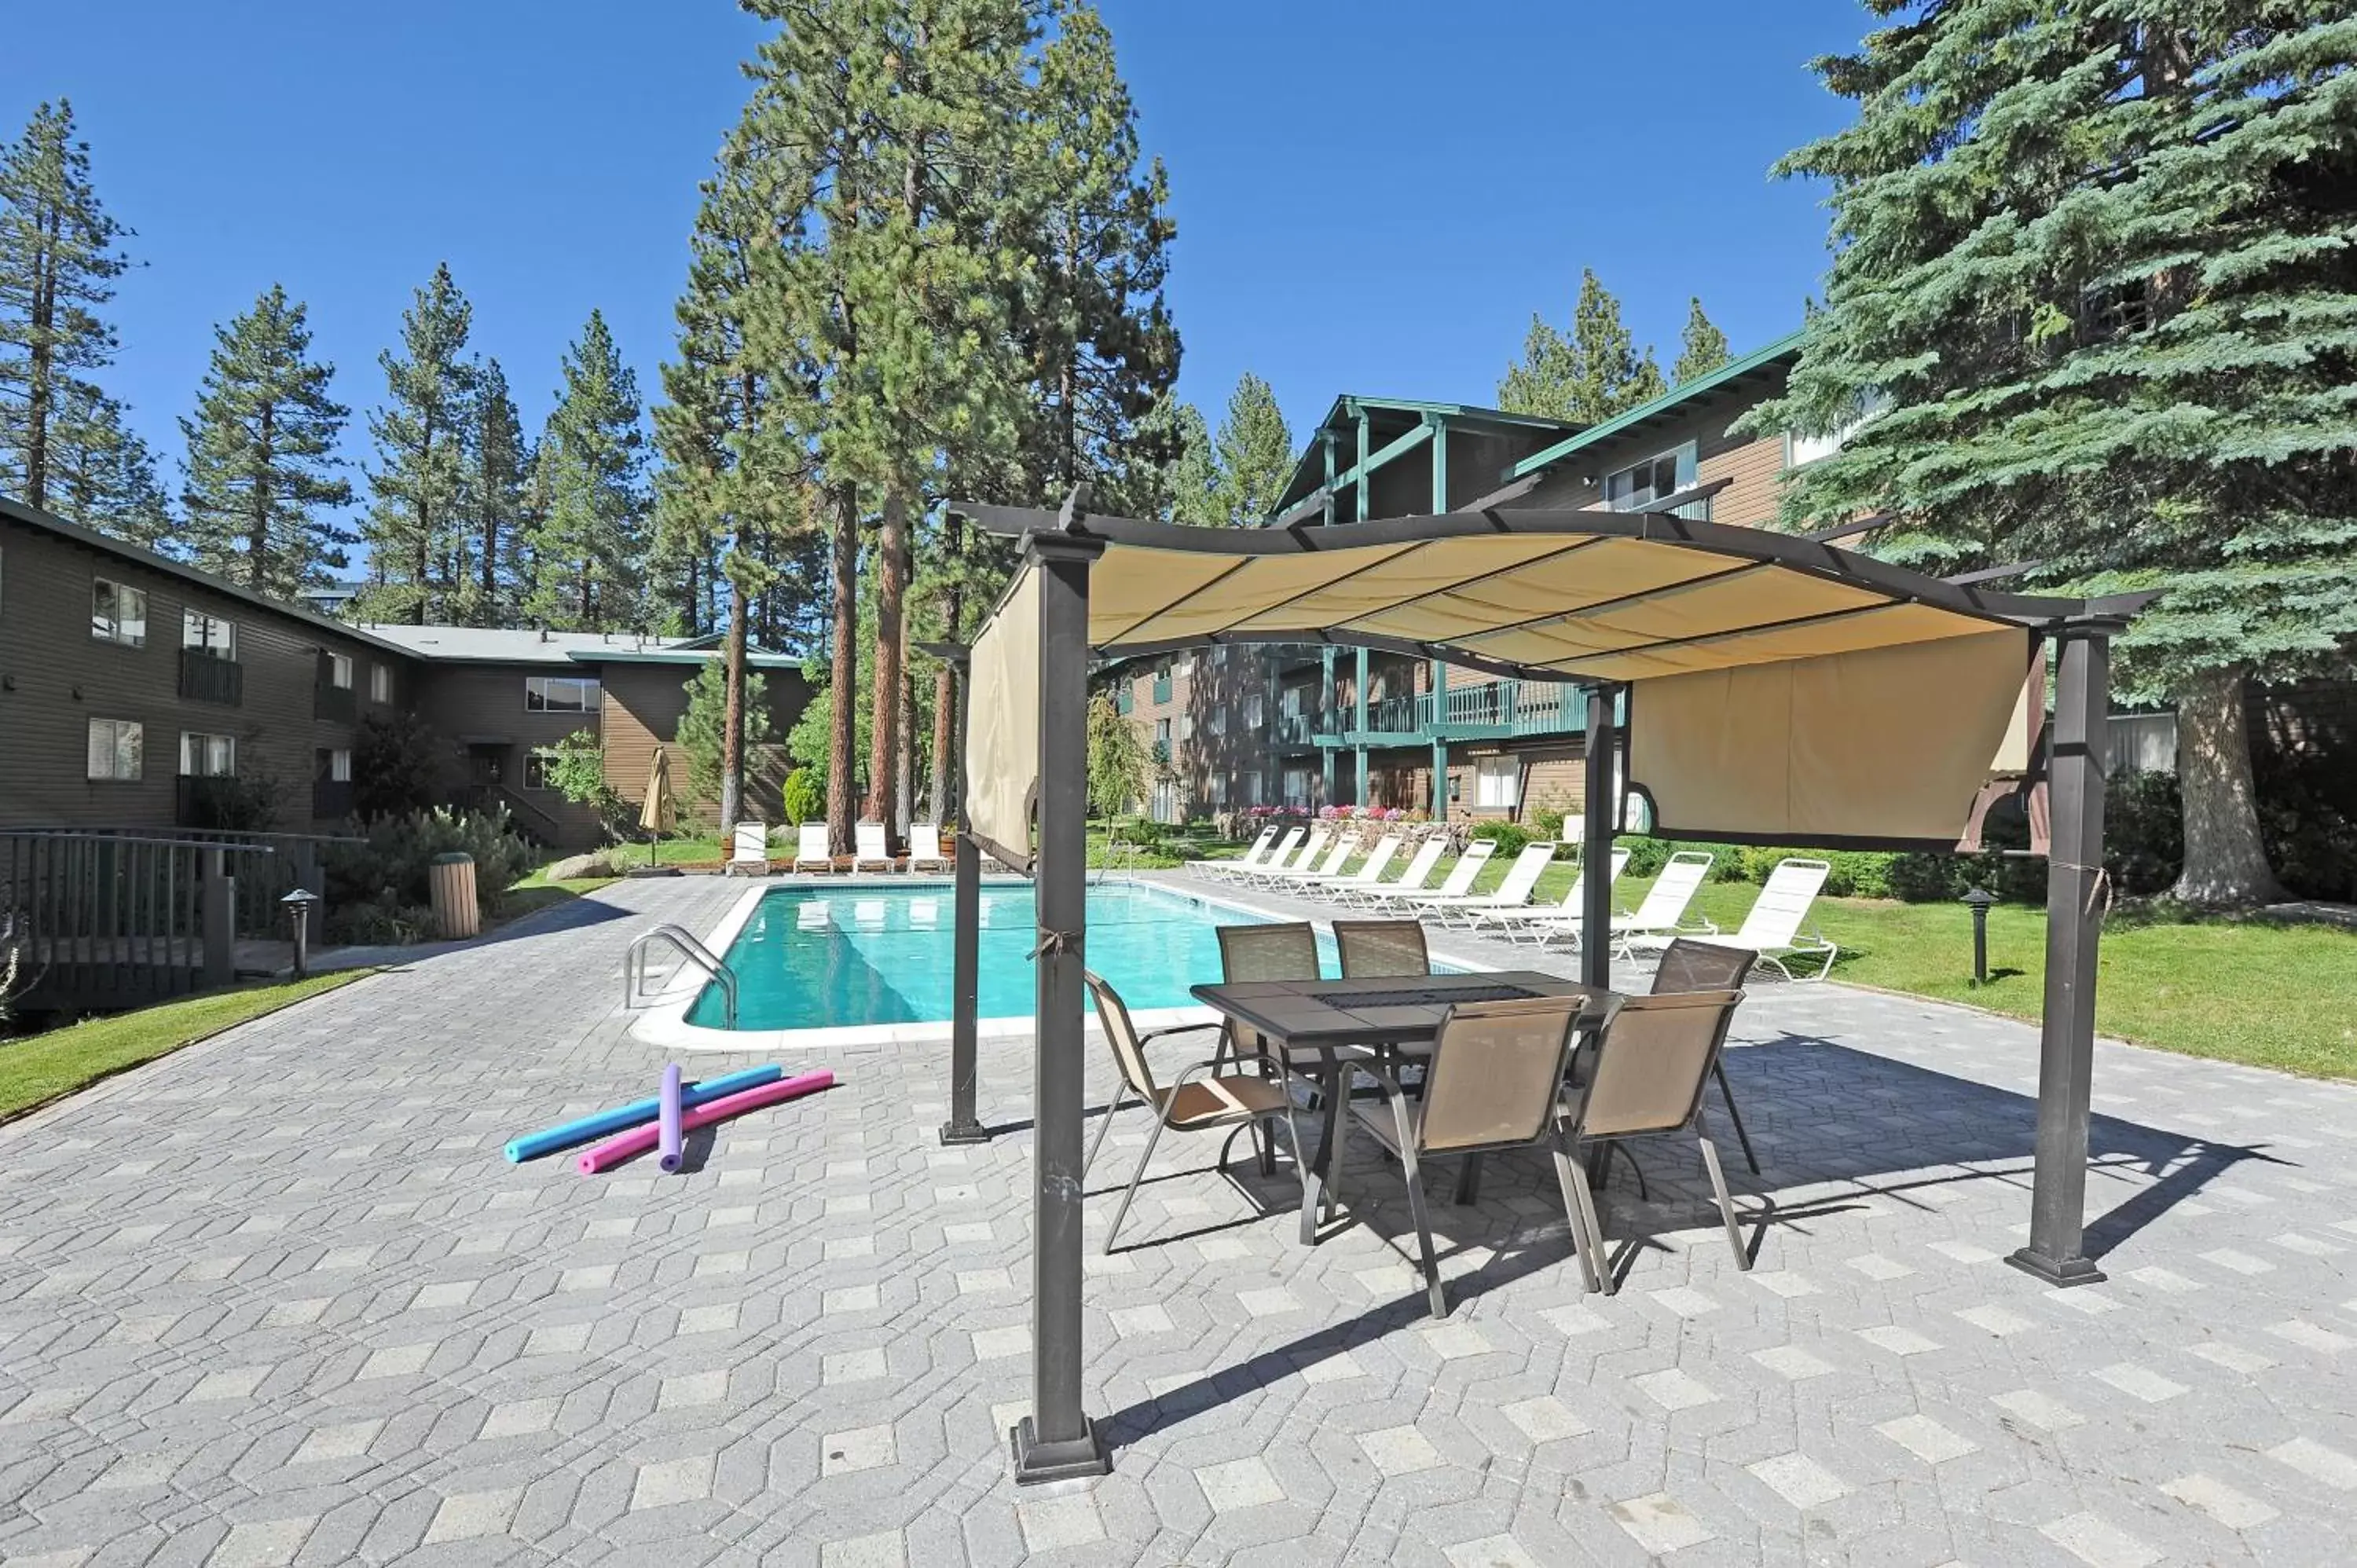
[
  {"xmin": 1672, "ymin": 297, "xmax": 1731, "ymax": 383},
  {"xmin": 1211, "ymin": 372, "xmax": 1292, "ymax": 525},
  {"xmin": 468, "ymin": 357, "xmax": 532, "ymax": 624},
  {"xmin": 361, "ymin": 263, "xmax": 475, "ymax": 624},
  {"xmin": 526, "ymin": 309, "xmax": 647, "ymax": 632},
  {"xmin": 179, "ymin": 284, "xmax": 354, "ymax": 598},
  {"xmin": 1750, "ymin": 4, "xmax": 2357, "ymax": 905},
  {"xmin": 0, "ymin": 101, "xmax": 131, "ymax": 514},
  {"xmin": 48, "ymin": 382, "xmax": 171, "ymax": 550},
  {"xmin": 1497, "ymin": 268, "xmax": 1666, "ymax": 423},
  {"xmin": 1138, "ymin": 396, "xmax": 1219, "ymax": 524}
]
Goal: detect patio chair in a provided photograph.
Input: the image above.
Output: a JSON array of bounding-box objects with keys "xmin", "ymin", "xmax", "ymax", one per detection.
[
  {"xmin": 1216, "ymin": 826, "xmax": 1303, "ymax": 883},
  {"xmin": 1629, "ymin": 858, "xmax": 1835, "ymax": 980},
  {"xmin": 1402, "ymin": 840, "xmax": 1556, "ymax": 928},
  {"xmin": 907, "ymin": 822, "xmax": 951, "ymax": 874},
  {"xmin": 1362, "ymin": 837, "xmax": 1494, "ymax": 911},
  {"xmin": 1257, "ymin": 831, "xmax": 1354, "ymax": 888},
  {"xmin": 723, "ymin": 820, "xmax": 771, "ymax": 877},
  {"xmin": 852, "ymin": 821, "xmax": 894, "ymax": 874},
  {"xmin": 1648, "ymin": 937, "xmax": 1761, "ymax": 1173},
  {"xmin": 1461, "ymin": 848, "xmax": 1631, "ymax": 940},
  {"xmin": 792, "ymin": 822, "xmax": 832, "ymax": 874},
  {"xmin": 1080, "ymin": 969, "xmax": 1310, "ymax": 1254},
  {"xmin": 1333, "ymin": 835, "xmax": 1447, "ymax": 910},
  {"xmin": 1237, "ymin": 827, "xmax": 1326, "ymax": 890},
  {"xmin": 1299, "ymin": 833, "xmax": 1402, "ymax": 900},
  {"xmin": 1556, "ymin": 988, "xmax": 1752, "ymax": 1294},
  {"xmin": 1197, "ymin": 825, "xmax": 1279, "ymax": 879},
  {"xmin": 1332, "ymin": 918, "xmax": 1429, "ymax": 978},
  {"xmin": 1340, "ymin": 994, "xmax": 1600, "ymax": 1314}
]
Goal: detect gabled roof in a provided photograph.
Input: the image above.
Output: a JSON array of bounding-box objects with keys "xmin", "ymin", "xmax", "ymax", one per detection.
[
  {"xmin": 361, "ymin": 625, "xmax": 698, "ymax": 666},
  {"xmin": 1274, "ymin": 396, "xmax": 1582, "ymax": 517},
  {"xmin": 1502, "ymin": 331, "xmax": 1805, "ymax": 484}
]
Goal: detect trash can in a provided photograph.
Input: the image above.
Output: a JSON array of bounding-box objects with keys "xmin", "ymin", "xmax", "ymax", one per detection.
[{"xmin": 427, "ymin": 852, "xmax": 480, "ymax": 940}]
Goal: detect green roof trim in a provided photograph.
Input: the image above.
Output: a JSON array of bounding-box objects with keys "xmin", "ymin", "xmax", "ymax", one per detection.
[
  {"xmin": 1505, "ymin": 331, "xmax": 1805, "ymax": 482},
  {"xmin": 1274, "ymin": 395, "xmax": 1583, "ymax": 515},
  {"xmin": 565, "ymin": 647, "xmax": 804, "ymax": 669}
]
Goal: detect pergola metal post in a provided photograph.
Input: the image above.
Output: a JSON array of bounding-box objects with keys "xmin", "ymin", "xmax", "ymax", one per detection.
[
  {"xmin": 1011, "ymin": 529, "xmax": 1113, "ymax": 1484},
  {"xmin": 1578, "ymin": 684, "xmax": 1618, "ymax": 991},
  {"xmin": 2008, "ymin": 625, "xmax": 2117, "ymax": 1288},
  {"xmin": 1428, "ymin": 659, "xmax": 1447, "ymax": 814},
  {"xmin": 1354, "ymin": 650, "xmax": 1371, "ymax": 804},
  {"xmin": 932, "ymin": 643, "xmax": 988, "ymax": 1148}
]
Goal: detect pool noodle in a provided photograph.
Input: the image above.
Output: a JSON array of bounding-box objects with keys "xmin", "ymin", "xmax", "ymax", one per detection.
[
  {"xmin": 577, "ymin": 1070, "xmax": 835, "ymax": 1175},
  {"xmin": 657, "ymin": 1063, "xmax": 684, "ymax": 1174},
  {"xmin": 504, "ymin": 1064, "xmax": 783, "ymax": 1163}
]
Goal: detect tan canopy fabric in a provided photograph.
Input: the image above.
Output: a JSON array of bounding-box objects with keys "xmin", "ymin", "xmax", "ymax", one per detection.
[
  {"xmin": 965, "ymin": 564, "xmax": 1041, "ymax": 871},
  {"xmin": 1627, "ymin": 629, "xmax": 2036, "ymax": 844}
]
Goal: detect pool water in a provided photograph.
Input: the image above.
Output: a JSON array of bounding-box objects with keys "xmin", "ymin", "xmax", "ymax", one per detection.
[{"xmin": 686, "ymin": 881, "xmax": 1339, "ymax": 1031}]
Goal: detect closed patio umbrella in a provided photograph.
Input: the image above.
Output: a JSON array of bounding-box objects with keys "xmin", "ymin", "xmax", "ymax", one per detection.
[{"xmin": 640, "ymin": 749, "xmax": 674, "ymax": 866}]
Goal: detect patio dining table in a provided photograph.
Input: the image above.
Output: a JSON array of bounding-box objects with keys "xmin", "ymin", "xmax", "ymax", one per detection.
[{"xmin": 1190, "ymin": 971, "xmax": 1616, "ymax": 1242}]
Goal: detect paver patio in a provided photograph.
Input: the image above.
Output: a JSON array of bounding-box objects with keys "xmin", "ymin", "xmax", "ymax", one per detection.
[{"xmin": 2, "ymin": 872, "xmax": 2354, "ymax": 1566}]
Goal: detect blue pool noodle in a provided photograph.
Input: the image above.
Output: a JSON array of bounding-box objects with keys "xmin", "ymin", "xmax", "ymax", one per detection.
[{"xmin": 505, "ymin": 1065, "xmax": 783, "ymax": 1163}]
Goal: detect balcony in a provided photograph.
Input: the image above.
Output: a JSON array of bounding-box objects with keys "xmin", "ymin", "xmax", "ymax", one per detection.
[
  {"xmin": 1152, "ymin": 674, "xmax": 1172, "ymax": 704},
  {"xmin": 1336, "ymin": 680, "xmax": 1610, "ymax": 746},
  {"xmin": 178, "ymin": 649, "xmax": 244, "ymax": 706},
  {"xmin": 1116, "ymin": 686, "xmax": 1133, "ymax": 714},
  {"xmin": 312, "ymin": 779, "xmax": 354, "ymax": 821},
  {"xmin": 174, "ymin": 775, "xmax": 244, "ymax": 829},
  {"xmin": 313, "ymin": 682, "xmax": 357, "ymax": 724},
  {"xmin": 1274, "ymin": 712, "xmax": 1320, "ymax": 749}
]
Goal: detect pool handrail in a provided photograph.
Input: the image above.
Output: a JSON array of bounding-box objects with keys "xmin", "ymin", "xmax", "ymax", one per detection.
[{"xmin": 625, "ymin": 924, "xmax": 739, "ymax": 1029}]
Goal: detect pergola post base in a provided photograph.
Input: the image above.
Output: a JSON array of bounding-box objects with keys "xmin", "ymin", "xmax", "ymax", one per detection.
[
  {"xmin": 2005, "ymin": 1247, "xmax": 2106, "ymax": 1289},
  {"xmin": 1010, "ymin": 1415, "xmax": 1111, "ymax": 1486}
]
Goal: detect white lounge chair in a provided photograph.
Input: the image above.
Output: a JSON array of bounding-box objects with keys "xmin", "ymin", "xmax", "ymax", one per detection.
[
  {"xmin": 907, "ymin": 822, "xmax": 951, "ymax": 874},
  {"xmin": 723, "ymin": 820, "xmax": 771, "ymax": 877},
  {"xmin": 792, "ymin": 822, "xmax": 832, "ymax": 874},
  {"xmin": 1464, "ymin": 846, "xmax": 1632, "ymax": 940},
  {"xmin": 1200, "ymin": 826, "xmax": 1279, "ymax": 878},
  {"xmin": 1300, "ymin": 833, "xmax": 1402, "ymax": 899},
  {"xmin": 1244, "ymin": 828, "xmax": 1329, "ymax": 888},
  {"xmin": 1209, "ymin": 826, "xmax": 1299, "ymax": 881},
  {"xmin": 1406, "ymin": 841, "xmax": 1557, "ymax": 928},
  {"xmin": 1335, "ymin": 836, "xmax": 1446, "ymax": 910},
  {"xmin": 1258, "ymin": 831, "xmax": 1354, "ymax": 888},
  {"xmin": 1637, "ymin": 857, "xmax": 1836, "ymax": 980},
  {"xmin": 1365, "ymin": 837, "xmax": 1497, "ymax": 911},
  {"xmin": 852, "ymin": 821, "xmax": 894, "ymax": 874},
  {"xmin": 1610, "ymin": 851, "xmax": 1717, "ymax": 955}
]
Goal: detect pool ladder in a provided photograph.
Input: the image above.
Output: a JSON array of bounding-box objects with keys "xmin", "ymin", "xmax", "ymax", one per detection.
[{"xmin": 624, "ymin": 925, "xmax": 739, "ymax": 1028}]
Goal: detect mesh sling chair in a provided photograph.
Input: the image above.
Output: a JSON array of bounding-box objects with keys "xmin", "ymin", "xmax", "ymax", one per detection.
[
  {"xmin": 1330, "ymin": 919, "xmax": 1430, "ymax": 979},
  {"xmin": 1649, "ymin": 937, "xmax": 1763, "ymax": 1174},
  {"xmin": 1214, "ymin": 921, "xmax": 1323, "ymax": 1174},
  {"xmin": 1556, "ymin": 989, "xmax": 1752, "ymax": 1295},
  {"xmin": 1341, "ymin": 994, "xmax": 1603, "ymax": 1315},
  {"xmin": 1081, "ymin": 970, "xmax": 1310, "ymax": 1254}
]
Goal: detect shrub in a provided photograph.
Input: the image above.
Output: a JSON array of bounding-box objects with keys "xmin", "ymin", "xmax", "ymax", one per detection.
[
  {"xmin": 2104, "ymin": 768, "xmax": 2184, "ymax": 896},
  {"xmin": 782, "ymin": 767, "xmax": 824, "ymax": 827},
  {"xmin": 352, "ymin": 710, "xmax": 446, "ymax": 821},
  {"xmin": 2256, "ymin": 751, "xmax": 2357, "ymax": 901},
  {"xmin": 324, "ymin": 807, "xmax": 534, "ymax": 942},
  {"xmin": 1466, "ymin": 822, "xmax": 1538, "ymax": 857}
]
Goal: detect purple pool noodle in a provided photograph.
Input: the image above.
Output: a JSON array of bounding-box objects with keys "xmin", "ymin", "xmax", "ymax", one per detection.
[{"xmin": 657, "ymin": 1064, "xmax": 685, "ymax": 1174}]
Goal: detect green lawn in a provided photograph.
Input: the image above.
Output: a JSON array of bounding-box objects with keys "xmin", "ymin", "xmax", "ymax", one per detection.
[
  {"xmin": 0, "ymin": 970, "xmax": 372, "ymax": 1123},
  {"xmin": 1373, "ymin": 850, "xmax": 2357, "ymax": 1079}
]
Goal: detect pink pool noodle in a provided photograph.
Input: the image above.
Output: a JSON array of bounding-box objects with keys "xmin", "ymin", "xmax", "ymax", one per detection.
[
  {"xmin": 657, "ymin": 1064, "xmax": 684, "ymax": 1174},
  {"xmin": 577, "ymin": 1070, "xmax": 835, "ymax": 1174}
]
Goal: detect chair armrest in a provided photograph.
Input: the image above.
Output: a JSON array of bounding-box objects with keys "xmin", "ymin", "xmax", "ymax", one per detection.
[{"xmin": 1135, "ymin": 1020, "xmax": 1225, "ymax": 1048}]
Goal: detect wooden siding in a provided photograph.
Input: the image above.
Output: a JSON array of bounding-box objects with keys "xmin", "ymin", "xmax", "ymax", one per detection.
[
  {"xmin": 599, "ymin": 661, "xmax": 812, "ymax": 829},
  {"xmin": 0, "ymin": 516, "xmax": 404, "ymax": 831}
]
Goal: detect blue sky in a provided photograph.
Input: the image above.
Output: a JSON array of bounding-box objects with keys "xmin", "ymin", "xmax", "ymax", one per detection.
[{"xmin": 5, "ymin": 1, "xmax": 1869, "ymax": 496}]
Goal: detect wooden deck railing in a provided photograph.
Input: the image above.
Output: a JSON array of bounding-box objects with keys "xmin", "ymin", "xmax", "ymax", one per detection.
[{"xmin": 0, "ymin": 832, "xmax": 276, "ymax": 1009}]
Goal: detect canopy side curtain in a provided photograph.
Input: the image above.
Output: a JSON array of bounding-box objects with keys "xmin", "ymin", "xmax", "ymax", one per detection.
[
  {"xmin": 1630, "ymin": 628, "xmax": 2039, "ymax": 847},
  {"xmin": 965, "ymin": 564, "xmax": 1042, "ymax": 873}
]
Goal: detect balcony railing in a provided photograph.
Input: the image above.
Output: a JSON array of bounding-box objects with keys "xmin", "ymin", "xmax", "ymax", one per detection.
[
  {"xmin": 1337, "ymin": 679, "xmax": 1602, "ymax": 742},
  {"xmin": 313, "ymin": 682, "xmax": 357, "ymax": 724},
  {"xmin": 1116, "ymin": 686, "xmax": 1133, "ymax": 714},
  {"xmin": 1274, "ymin": 712, "xmax": 1318, "ymax": 747},
  {"xmin": 1152, "ymin": 675, "xmax": 1172, "ymax": 704},
  {"xmin": 178, "ymin": 649, "xmax": 244, "ymax": 706}
]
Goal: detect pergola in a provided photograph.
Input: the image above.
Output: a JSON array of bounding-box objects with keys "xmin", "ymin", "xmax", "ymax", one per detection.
[{"xmin": 931, "ymin": 485, "xmax": 2150, "ymax": 1484}]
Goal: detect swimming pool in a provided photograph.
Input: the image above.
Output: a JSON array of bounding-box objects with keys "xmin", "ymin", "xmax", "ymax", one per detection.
[{"xmin": 684, "ymin": 881, "xmax": 1342, "ymax": 1032}]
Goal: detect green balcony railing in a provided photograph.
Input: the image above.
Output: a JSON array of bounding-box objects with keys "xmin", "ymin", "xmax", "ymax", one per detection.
[{"xmin": 1152, "ymin": 674, "xmax": 1172, "ymax": 703}]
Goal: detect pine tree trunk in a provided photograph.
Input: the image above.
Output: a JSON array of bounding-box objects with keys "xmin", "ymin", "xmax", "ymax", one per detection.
[
  {"xmin": 896, "ymin": 666, "xmax": 915, "ymax": 842},
  {"xmin": 826, "ymin": 484, "xmax": 860, "ymax": 858},
  {"xmin": 865, "ymin": 487, "xmax": 908, "ymax": 848},
  {"xmin": 248, "ymin": 405, "xmax": 274, "ymax": 593},
  {"xmin": 720, "ymin": 566, "xmax": 747, "ymax": 834},
  {"xmin": 2172, "ymin": 664, "xmax": 2285, "ymax": 907},
  {"xmin": 929, "ymin": 587, "xmax": 962, "ymax": 827},
  {"xmin": 25, "ymin": 201, "xmax": 59, "ymax": 511}
]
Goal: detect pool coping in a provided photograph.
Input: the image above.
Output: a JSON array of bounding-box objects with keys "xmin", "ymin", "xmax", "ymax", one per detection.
[{"xmin": 625, "ymin": 871, "xmax": 1496, "ymax": 1053}]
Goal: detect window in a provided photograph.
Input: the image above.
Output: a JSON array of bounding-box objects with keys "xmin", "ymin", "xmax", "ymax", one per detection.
[
  {"xmin": 1244, "ymin": 693, "xmax": 1264, "ymax": 728},
  {"xmin": 1155, "ymin": 717, "xmax": 1171, "ymax": 750},
  {"xmin": 1238, "ymin": 771, "xmax": 1261, "ymax": 807},
  {"xmin": 179, "ymin": 732, "xmax": 236, "ymax": 777},
  {"xmin": 1176, "ymin": 713, "xmax": 1193, "ymax": 742},
  {"xmin": 182, "ymin": 609, "xmax": 236, "ymax": 659},
  {"xmin": 1208, "ymin": 774, "xmax": 1226, "ymax": 807},
  {"xmin": 92, "ymin": 578, "xmax": 147, "ymax": 647},
  {"xmin": 326, "ymin": 652, "xmax": 354, "ymax": 688},
  {"xmin": 526, "ymin": 675, "xmax": 599, "ymax": 713},
  {"xmin": 523, "ymin": 750, "xmax": 555, "ymax": 790},
  {"xmin": 1785, "ymin": 390, "xmax": 1892, "ymax": 468},
  {"xmin": 1208, "ymin": 705, "xmax": 1227, "ymax": 737},
  {"xmin": 86, "ymin": 718, "xmax": 143, "ymax": 780},
  {"xmin": 370, "ymin": 663, "xmax": 392, "ymax": 703},
  {"xmin": 325, "ymin": 748, "xmax": 352, "ymax": 782},
  {"xmin": 1281, "ymin": 768, "xmax": 1310, "ymax": 808},
  {"xmin": 1474, "ymin": 755, "xmax": 1519, "ymax": 810},
  {"xmin": 1603, "ymin": 443, "xmax": 1699, "ymax": 515}
]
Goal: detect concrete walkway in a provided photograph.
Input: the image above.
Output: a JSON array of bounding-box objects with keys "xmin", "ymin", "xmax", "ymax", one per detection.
[{"xmin": 2, "ymin": 873, "xmax": 2354, "ymax": 1566}]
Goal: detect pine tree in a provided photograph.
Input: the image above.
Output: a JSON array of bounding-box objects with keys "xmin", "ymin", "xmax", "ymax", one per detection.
[
  {"xmin": 1211, "ymin": 372, "xmax": 1292, "ymax": 525},
  {"xmin": 468, "ymin": 357, "xmax": 531, "ymax": 625},
  {"xmin": 1750, "ymin": 5, "xmax": 2357, "ymax": 905},
  {"xmin": 1497, "ymin": 268, "xmax": 1666, "ymax": 423},
  {"xmin": 48, "ymin": 382, "xmax": 171, "ymax": 550},
  {"xmin": 1672, "ymin": 298, "xmax": 1730, "ymax": 383},
  {"xmin": 361, "ymin": 263, "xmax": 475, "ymax": 624},
  {"xmin": 179, "ymin": 284, "xmax": 354, "ymax": 598},
  {"xmin": 1138, "ymin": 396, "xmax": 1219, "ymax": 524},
  {"xmin": 526, "ymin": 310, "xmax": 647, "ymax": 632},
  {"xmin": 0, "ymin": 101, "xmax": 131, "ymax": 514}
]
